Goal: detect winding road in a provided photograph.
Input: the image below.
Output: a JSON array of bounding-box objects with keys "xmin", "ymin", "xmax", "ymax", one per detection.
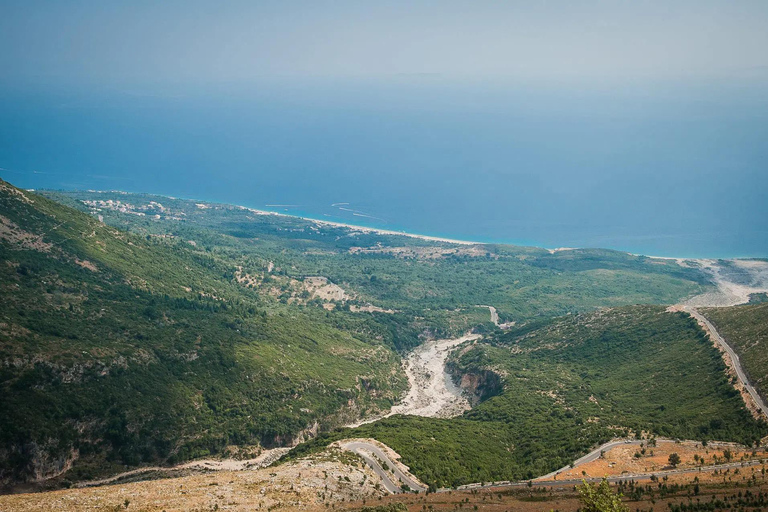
[
  {"xmin": 340, "ymin": 441, "xmax": 427, "ymax": 493},
  {"xmin": 91, "ymin": 304, "xmax": 768, "ymax": 495},
  {"xmin": 536, "ymin": 439, "xmax": 645, "ymax": 480},
  {"xmin": 683, "ymin": 306, "xmax": 768, "ymax": 419},
  {"xmin": 458, "ymin": 458, "xmax": 768, "ymax": 491},
  {"xmin": 342, "ymin": 437, "xmax": 766, "ymax": 494},
  {"xmin": 77, "ymin": 447, "xmax": 291, "ymax": 488}
]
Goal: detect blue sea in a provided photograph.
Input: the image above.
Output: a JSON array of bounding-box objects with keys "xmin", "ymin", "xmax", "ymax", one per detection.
[{"xmin": 1, "ymin": 78, "xmax": 766, "ymax": 259}]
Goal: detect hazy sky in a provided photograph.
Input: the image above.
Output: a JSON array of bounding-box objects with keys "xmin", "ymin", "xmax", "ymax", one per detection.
[{"xmin": 2, "ymin": 0, "xmax": 768, "ymax": 87}]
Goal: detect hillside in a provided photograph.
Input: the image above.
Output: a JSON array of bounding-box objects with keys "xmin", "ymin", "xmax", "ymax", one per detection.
[
  {"xmin": 0, "ymin": 180, "xmax": 407, "ymax": 488},
  {"xmin": 701, "ymin": 302, "xmax": 768, "ymax": 403},
  {"xmin": 292, "ymin": 306, "xmax": 767, "ymax": 488},
  {"xmin": 47, "ymin": 189, "xmax": 713, "ymax": 329},
  {"xmin": 0, "ymin": 180, "xmax": 731, "ymax": 490}
]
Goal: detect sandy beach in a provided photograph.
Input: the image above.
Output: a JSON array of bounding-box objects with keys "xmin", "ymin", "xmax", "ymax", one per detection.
[{"xmin": 241, "ymin": 204, "xmax": 482, "ymax": 245}]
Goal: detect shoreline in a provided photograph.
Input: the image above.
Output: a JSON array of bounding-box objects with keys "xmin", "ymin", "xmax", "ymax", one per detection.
[
  {"xmin": 297, "ymin": 216, "xmax": 482, "ymax": 246},
  {"xmin": 229, "ymin": 202, "xmax": 492, "ymax": 246},
  {"xmin": 36, "ymin": 187, "xmax": 768, "ymax": 260},
  {"xmin": 80, "ymin": 187, "xmax": 487, "ymax": 246}
]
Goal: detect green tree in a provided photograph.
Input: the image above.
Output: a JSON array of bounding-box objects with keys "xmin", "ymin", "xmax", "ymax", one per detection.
[
  {"xmin": 668, "ymin": 453, "xmax": 681, "ymax": 467},
  {"xmin": 577, "ymin": 479, "xmax": 629, "ymax": 512}
]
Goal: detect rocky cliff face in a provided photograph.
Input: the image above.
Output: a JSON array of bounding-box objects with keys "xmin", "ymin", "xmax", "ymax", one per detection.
[
  {"xmin": 453, "ymin": 369, "xmax": 502, "ymax": 405},
  {"xmin": 0, "ymin": 441, "xmax": 79, "ymax": 489}
]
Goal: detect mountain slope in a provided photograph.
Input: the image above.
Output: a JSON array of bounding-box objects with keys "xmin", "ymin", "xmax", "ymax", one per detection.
[
  {"xmin": 292, "ymin": 306, "xmax": 767, "ymax": 488},
  {"xmin": 47, "ymin": 189, "xmax": 714, "ymax": 328},
  {"xmin": 701, "ymin": 302, "xmax": 768, "ymax": 403},
  {"xmin": 0, "ymin": 179, "xmax": 406, "ymax": 488},
  {"xmin": 0, "ymin": 179, "xmax": 736, "ymax": 490}
]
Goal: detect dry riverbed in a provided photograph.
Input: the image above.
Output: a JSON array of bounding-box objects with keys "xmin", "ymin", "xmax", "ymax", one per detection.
[{"xmin": 349, "ymin": 333, "xmax": 481, "ymax": 426}]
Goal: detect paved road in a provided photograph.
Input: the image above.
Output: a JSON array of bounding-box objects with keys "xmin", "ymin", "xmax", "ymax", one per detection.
[
  {"xmin": 340, "ymin": 442, "xmax": 427, "ymax": 494},
  {"xmin": 458, "ymin": 458, "xmax": 767, "ymax": 491},
  {"xmin": 344, "ymin": 435, "xmax": 762, "ymax": 494},
  {"xmin": 685, "ymin": 306, "xmax": 768, "ymax": 419},
  {"xmin": 343, "ymin": 438, "xmax": 765, "ymax": 494},
  {"xmin": 536, "ymin": 439, "xmax": 645, "ymax": 480}
]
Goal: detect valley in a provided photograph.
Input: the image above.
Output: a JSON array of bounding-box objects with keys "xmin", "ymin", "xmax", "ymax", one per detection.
[
  {"xmin": 2, "ymin": 180, "xmax": 768, "ymax": 510},
  {"xmin": 3, "ymin": 4, "xmax": 766, "ymax": 509}
]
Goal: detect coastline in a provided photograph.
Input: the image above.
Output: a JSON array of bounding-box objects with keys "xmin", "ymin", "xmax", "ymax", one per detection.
[
  {"xmin": 34, "ymin": 187, "xmax": 768, "ymax": 259},
  {"xmin": 219, "ymin": 200, "xmax": 485, "ymax": 246},
  {"xmin": 278, "ymin": 214, "xmax": 481, "ymax": 246},
  {"xmin": 46, "ymin": 186, "xmax": 486, "ymax": 246}
]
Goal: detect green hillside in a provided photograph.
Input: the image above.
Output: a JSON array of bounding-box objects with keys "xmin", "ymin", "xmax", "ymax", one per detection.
[
  {"xmin": 48, "ymin": 189, "xmax": 713, "ymax": 328},
  {"xmin": 701, "ymin": 302, "xmax": 768, "ymax": 402},
  {"xmin": 0, "ymin": 180, "xmax": 407, "ymax": 487},
  {"xmin": 292, "ymin": 306, "xmax": 767, "ymax": 488},
  {"xmin": 0, "ymin": 180, "xmax": 729, "ymax": 489}
]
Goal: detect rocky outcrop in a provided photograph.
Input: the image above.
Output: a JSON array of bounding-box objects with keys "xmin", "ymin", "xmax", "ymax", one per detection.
[
  {"xmin": 455, "ymin": 369, "xmax": 503, "ymax": 405},
  {"xmin": 0, "ymin": 441, "xmax": 78, "ymax": 488}
]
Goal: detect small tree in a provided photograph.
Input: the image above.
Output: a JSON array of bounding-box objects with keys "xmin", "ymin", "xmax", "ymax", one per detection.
[
  {"xmin": 668, "ymin": 453, "xmax": 681, "ymax": 467},
  {"xmin": 577, "ymin": 479, "xmax": 629, "ymax": 512}
]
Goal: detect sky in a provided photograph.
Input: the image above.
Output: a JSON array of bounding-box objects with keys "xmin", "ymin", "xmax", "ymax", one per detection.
[{"xmin": 2, "ymin": 0, "xmax": 768, "ymax": 88}]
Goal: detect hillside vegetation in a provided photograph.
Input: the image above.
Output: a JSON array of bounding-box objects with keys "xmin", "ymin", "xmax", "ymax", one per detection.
[
  {"xmin": 0, "ymin": 180, "xmax": 726, "ymax": 489},
  {"xmin": 0, "ymin": 180, "xmax": 407, "ymax": 487},
  {"xmin": 292, "ymin": 306, "xmax": 767, "ymax": 488},
  {"xmin": 701, "ymin": 302, "xmax": 768, "ymax": 403},
  {"xmin": 48, "ymin": 189, "xmax": 713, "ymax": 330}
]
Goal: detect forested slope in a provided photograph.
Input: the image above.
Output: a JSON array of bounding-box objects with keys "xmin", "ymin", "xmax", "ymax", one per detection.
[
  {"xmin": 49, "ymin": 189, "xmax": 713, "ymax": 328},
  {"xmin": 292, "ymin": 306, "xmax": 767, "ymax": 488},
  {"xmin": 0, "ymin": 180, "xmax": 729, "ymax": 489},
  {"xmin": 702, "ymin": 302, "xmax": 768, "ymax": 403},
  {"xmin": 0, "ymin": 180, "xmax": 406, "ymax": 487}
]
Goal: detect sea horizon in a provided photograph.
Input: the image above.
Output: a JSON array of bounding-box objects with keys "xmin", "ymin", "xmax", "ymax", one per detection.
[{"xmin": 2, "ymin": 79, "xmax": 767, "ymax": 260}]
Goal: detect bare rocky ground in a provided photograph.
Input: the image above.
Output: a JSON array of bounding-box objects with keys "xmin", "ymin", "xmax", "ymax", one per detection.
[
  {"xmin": 76, "ymin": 448, "xmax": 293, "ymax": 488},
  {"xmin": 0, "ymin": 447, "xmax": 387, "ymax": 511},
  {"xmin": 339, "ymin": 464, "xmax": 768, "ymax": 512},
  {"xmin": 348, "ymin": 333, "xmax": 481, "ymax": 427},
  {"xmin": 389, "ymin": 334, "xmax": 481, "ymax": 418},
  {"xmin": 681, "ymin": 258, "xmax": 768, "ymax": 307},
  {"xmin": 550, "ymin": 440, "xmax": 766, "ymax": 480},
  {"xmin": 12, "ymin": 257, "xmax": 766, "ymax": 509},
  {"xmin": 2, "ymin": 330, "xmax": 479, "ymax": 510}
]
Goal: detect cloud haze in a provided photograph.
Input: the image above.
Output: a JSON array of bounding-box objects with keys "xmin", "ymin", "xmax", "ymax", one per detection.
[{"xmin": 2, "ymin": 0, "xmax": 768, "ymax": 87}]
